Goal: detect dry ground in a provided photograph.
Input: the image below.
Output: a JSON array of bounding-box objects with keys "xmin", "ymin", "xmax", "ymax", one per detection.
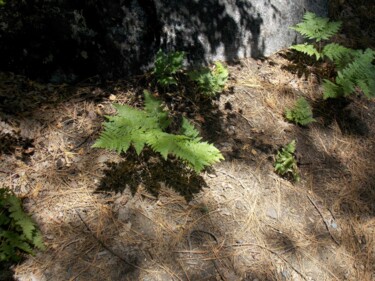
[{"xmin": 1, "ymin": 47, "xmax": 375, "ymax": 281}]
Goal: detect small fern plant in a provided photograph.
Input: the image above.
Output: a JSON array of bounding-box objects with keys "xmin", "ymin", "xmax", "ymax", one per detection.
[
  {"xmin": 153, "ymin": 49, "xmax": 185, "ymax": 87},
  {"xmin": 93, "ymin": 90, "xmax": 224, "ymax": 172},
  {"xmin": 274, "ymin": 140, "xmax": 300, "ymax": 182},
  {"xmin": 285, "ymin": 97, "xmax": 315, "ymax": 126},
  {"xmin": 188, "ymin": 62, "xmax": 229, "ymax": 96},
  {"xmin": 290, "ymin": 12, "xmax": 375, "ymax": 99},
  {"xmin": 0, "ymin": 188, "xmax": 45, "ymax": 262}
]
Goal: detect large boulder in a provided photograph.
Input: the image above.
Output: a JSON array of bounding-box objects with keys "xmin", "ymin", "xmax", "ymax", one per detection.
[{"xmin": 0, "ymin": 0, "xmax": 327, "ymax": 82}]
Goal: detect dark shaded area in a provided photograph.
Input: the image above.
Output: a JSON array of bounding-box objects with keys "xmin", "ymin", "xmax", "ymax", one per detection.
[
  {"xmin": 264, "ymin": 230, "xmax": 298, "ymax": 255},
  {"xmin": 97, "ymin": 149, "xmax": 207, "ymax": 201},
  {"xmin": 0, "ymin": 262, "xmax": 15, "ymax": 281},
  {"xmin": 329, "ymin": 0, "xmax": 375, "ymax": 50},
  {"xmin": 280, "ymin": 50, "xmax": 336, "ymax": 80},
  {"xmin": 0, "ymin": 0, "xmax": 160, "ymax": 82},
  {"xmin": 0, "ymin": 0, "xmax": 265, "ymax": 82},
  {"xmin": 312, "ymin": 98, "xmax": 370, "ymax": 136},
  {"xmin": 0, "ymin": 133, "xmax": 34, "ymax": 161},
  {"xmin": 0, "ymin": 72, "xmax": 110, "ymax": 117}
]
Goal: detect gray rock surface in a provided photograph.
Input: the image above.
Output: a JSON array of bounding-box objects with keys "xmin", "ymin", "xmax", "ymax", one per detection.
[
  {"xmin": 0, "ymin": 0, "xmax": 327, "ymax": 81},
  {"xmin": 156, "ymin": 0, "xmax": 327, "ymax": 61}
]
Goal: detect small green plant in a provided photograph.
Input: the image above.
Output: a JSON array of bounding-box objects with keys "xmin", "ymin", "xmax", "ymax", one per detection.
[
  {"xmin": 290, "ymin": 12, "xmax": 375, "ymax": 99},
  {"xmin": 274, "ymin": 140, "xmax": 300, "ymax": 182},
  {"xmin": 188, "ymin": 62, "xmax": 229, "ymax": 96},
  {"xmin": 0, "ymin": 188, "xmax": 45, "ymax": 262},
  {"xmin": 153, "ymin": 49, "xmax": 185, "ymax": 87},
  {"xmin": 93, "ymin": 90, "xmax": 224, "ymax": 172},
  {"xmin": 285, "ymin": 97, "xmax": 315, "ymax": 126}
]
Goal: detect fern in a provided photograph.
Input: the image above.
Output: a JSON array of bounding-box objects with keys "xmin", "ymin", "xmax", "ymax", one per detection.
[
  {"xmin": 323, "ymin": 49, "xmax": 375, "ymax": 99},
  {"xmin": 188, "ymin": 62, "xmax": 228, "ymax": 96},
  {"xmin": 153, "ymin": 50, "xmax": 185, "ymax": 87},
  {"xmin": 285, "ymin": 97, "xmax": 315, "ymax": 126},
  {"xmin": 0, "ymin": 188, "xmax": 45, "ymax": 262},
  {"xmin": 93, "ymin": 90, "xmax": 224, "ymax": 172},
  {"xmin": 290, "ymin": 12, "xmax": 342, "ymax": 42},
  {"xmin": 274, "ymin": 140, "xmax": 300, "ymax": 182},
  {"xmin": 290, "ymin": 12, "xmax": 375, "ymax": 99}
]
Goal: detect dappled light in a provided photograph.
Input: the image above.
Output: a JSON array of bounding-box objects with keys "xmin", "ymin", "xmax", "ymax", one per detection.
[{"xmin": 1, "ymin": 1, "xmax": 375, "ymax": 280}]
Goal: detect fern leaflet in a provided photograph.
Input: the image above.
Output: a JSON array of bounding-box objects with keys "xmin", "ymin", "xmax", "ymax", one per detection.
[
  {"xmin": 322, "ymin": 43, "xmax": 354, "ymax": 68},
  {"xmin": 290, "ymin": 12, "xmax": 342, "ymax": 42},
  {"xmin": 290, "ymin": 43, "xmax": 322, "ymax": 60}
]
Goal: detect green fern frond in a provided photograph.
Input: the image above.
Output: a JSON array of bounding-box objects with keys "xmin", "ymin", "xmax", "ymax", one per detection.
[
  {"xmin": 333, "ymin": 48, "xmax": 375, "ymax": 98},
  {"xmin": 147, "ymin": 132, "xmax": 181, "ymax": 160},
  {"xmin": 1, "ymin": 231, "xmax": 34, "ymax": 254},
  {"xmin": 143, "ymin": 90, "xmax": 170, "ymax": 129},
  {"xmin": 188, "ymin": 62, "xmax": 228, "ymax": 96},
  {"xmin": 153, "ymin": 50, "xmax": 185, "ymax": 87},
  {"xmin": 7, "ymin": 195, "xmax": 36, "ymax": 241},
  {"xmin": 274, "ymin": 140, "xmax": 300, "ymax": 182},
  {"xmin": 323, "ymin": 79, "xmax": 343, "ymax": 99},
  {"xmin": 290, "ymin": 12, "xmax": 375, "ymax": 100},
  {"xmin": 290, "ymin": 43, "xmax": 322, "ymax": 60},
  {"xmin": 285, "ymin": 97, "xmax": 315, "ymax": 126},
  {"xmin": 181, "ymin": 117, "xmax": 200, "ymax": 139},
  {"xmin": 322, "ymin": 43, "xmax": 354, "ymax": 68},
  {"xmin": 175, "ymin": 140, "xmax": 224, "ymax": 173},
  {"xmin": 213, "ymin": 62, "xmax": 229, "ymax": 88},
  {"xmin": 291, "ymin": 12, "xmax": 342, "ymax": 42},
  {"xmin": 93, "ymin": 92, "xmax": 224, "ymax": 172},
  {"xmin": 0, "ymin": 188, "xmax": 45, "ymax": 262}
]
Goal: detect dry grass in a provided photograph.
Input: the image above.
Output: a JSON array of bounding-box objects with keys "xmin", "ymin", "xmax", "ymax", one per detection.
[{"xmin": 0, "ymin": 51, "xmax": 373, "ymax": 281}]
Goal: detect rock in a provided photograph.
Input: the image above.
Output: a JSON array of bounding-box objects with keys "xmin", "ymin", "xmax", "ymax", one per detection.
[
  {"xmin": 266, "ymin": 207, "xmax": 278, "ymax": 219},
  {"xmin": 0, "ymin": 0, "xmax": 327, "ymax": 81},
  {"xmin": 56, "ymin": 158, "xmax": 65, "ymax": 169},
  {"xmin": 118, "ymin": 206, "xmax": 131, "ymax": 222}
]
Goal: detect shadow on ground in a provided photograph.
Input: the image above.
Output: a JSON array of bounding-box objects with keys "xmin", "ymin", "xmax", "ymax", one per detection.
[{"xmin": 96, "ymin": 149, "xmax": 207, "ymax": 202}]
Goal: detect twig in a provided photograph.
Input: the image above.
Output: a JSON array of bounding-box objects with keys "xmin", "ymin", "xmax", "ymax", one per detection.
[
  {"xmin": 72, "ymin": 127, "xmax": 101, "ymax": 150},
  {"xmin": 306, "ymin": 195, "xmax": 340, "ymax": 245},
  {"xmin": 188, "ymin": 230, "xmax": 218, "ymax": 247},
  {"xmin": 187, "ymin": 230, "xmax": 226, "ymax": 281},
  {"xmin": 75, "ymin": 210, "xmax": 146, "ymax": 271},
  {"xmin": 177, "ymin": 259, "xmax": 191, "ymax": 281},
  {"xmin": 236, "ymin": 112, "xmax": 254, "ymax": 127}
]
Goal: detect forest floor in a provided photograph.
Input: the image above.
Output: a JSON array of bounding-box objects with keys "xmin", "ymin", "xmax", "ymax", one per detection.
[{"xmin": 1, "ymin": 2, "xmax": 375, "ymax": 281}]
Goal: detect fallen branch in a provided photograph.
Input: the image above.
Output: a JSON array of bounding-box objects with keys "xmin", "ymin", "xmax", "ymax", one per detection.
[
  {"xmin": 187, "ymin": 229, "xmax": 226, "ymax": 281},
  {"xmin": 306, "ymin": 195, "xmax": 340, "ymax": 245},
  {"xmin": 75, "ymin": 210, "xmax": 147, "ymax": 271}
]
